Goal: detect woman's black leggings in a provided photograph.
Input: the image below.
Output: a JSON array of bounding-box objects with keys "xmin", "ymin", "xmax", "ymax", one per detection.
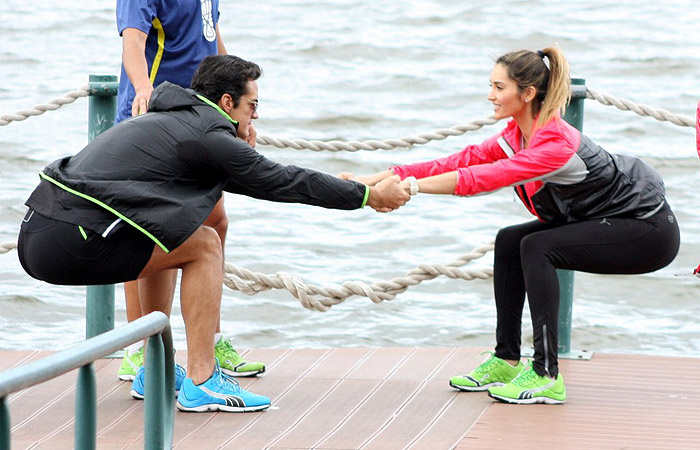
[{"xmin": 493, "ymin": 203, "xmax": 680, "ymax": 378}]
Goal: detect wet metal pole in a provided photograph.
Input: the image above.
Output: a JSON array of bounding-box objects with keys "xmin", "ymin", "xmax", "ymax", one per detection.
[
  {"xmin": 86, "ymin": 74, "xmax": 119, "ymax": 338},
  {"xmin": 558, "ymin": 78, "xmax": 586, "ymax": 357}
]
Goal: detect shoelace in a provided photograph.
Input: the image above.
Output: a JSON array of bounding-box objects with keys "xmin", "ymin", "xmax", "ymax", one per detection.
[
  {"xmin": 219, "ymin": 339, "xmax": 241, "ymax": 360},
  {"xmin": 512, "ymin": 368, "xmax": 540, "ymax": 387},
  {"xmin": 212, "ymin": 362, "xmax": 242, "ymax": 393},
  {"xmin": 474, "ymin": 352, "xmax": 500, "ymax": 375}
]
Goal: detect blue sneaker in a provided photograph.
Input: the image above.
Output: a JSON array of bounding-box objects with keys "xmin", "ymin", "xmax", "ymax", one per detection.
[
  {"xmin": 130, "ymin": 363, "xmax": 186, "ymax": 400},
  {"xmin": 176, "ymin": 362, "xmax": 271, "ymax": 412}
]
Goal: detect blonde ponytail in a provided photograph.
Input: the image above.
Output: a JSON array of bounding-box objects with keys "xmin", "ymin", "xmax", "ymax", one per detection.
[{"xmin": 538, "ymin": 46, "xmax": 570, "ymax": 126}]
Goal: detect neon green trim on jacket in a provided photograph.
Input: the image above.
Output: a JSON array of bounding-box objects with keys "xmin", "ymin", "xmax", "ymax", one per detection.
[
  {"xmin": 361, "ymin": 185, "xmax": 370, "ymax": 208},
  {"xmin": 38, "ymin": 172, "xmax": 170, "ymax": 253},
  {"xmin": 148, "ymin": 18, "xmax": 165, "ymax": 84},
  {"xmin": 195, "ymin": 94, "xmax": 238, "ymax": 125},
  {"xmin": 78, "ymin": 225, "xmax": 87, "ymax": 240}
]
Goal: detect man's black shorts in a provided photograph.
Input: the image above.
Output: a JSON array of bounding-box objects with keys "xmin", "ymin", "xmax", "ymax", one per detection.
[{"xmin": 18, "ymin": 210, "xmax": 154, "ymax": 286}]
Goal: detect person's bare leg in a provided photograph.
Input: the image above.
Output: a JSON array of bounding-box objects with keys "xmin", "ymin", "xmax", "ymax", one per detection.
[
  {"xmin": 204, "ymin": 196, "xmax": 228, "ymax": 335},
  {"xmin": 124, "ymin": 280, "xmax": 143, "ymax": 322},
  {"xmin": 137, "ymin": 269, "xmax": 178, "ymax": 317},
  {"xmin": 138, "ymin": 225, "xmax": 223, "ymax": 384}
]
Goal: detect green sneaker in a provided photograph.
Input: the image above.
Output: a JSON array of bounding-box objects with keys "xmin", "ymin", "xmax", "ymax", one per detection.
[
  {"xmin": 449, "ymin": 352, "xmax": 524, "ymax": 392},
  {"xmin": 487, "ymin": 366, "xmax": 566, "ymax": 404},
  {"xmin": 214, "ymin": 337, "xmax": 265, "ymax": 377},
  {"xmin": 117, "ymin": 346, "xmax": 144, "ymax": 381}
]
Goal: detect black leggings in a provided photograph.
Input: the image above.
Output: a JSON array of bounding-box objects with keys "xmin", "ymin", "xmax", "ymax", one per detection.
[{"xmin": 493, "ymin": 203, "xmax": 680, "ymax": 378}]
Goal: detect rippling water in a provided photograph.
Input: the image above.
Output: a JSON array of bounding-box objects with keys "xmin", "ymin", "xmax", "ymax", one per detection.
[{"xmin": 1, "ymin": 0, "xmax": 700, "ymax": 356}]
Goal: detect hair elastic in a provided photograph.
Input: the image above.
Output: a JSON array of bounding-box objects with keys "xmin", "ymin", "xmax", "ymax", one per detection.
[{"xmin": 536, "ymin": 50, "xmax": 545, "ymax": 58}]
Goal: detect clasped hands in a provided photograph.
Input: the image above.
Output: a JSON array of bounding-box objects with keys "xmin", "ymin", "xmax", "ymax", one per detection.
[{"xmin": 337, "ymin": 171, "xmax": 411, "ymax": 213}]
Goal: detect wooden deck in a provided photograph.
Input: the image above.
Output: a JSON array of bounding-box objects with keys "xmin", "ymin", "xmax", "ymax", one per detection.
[{"xmin": 3, "ymin": 347, "xmax": 700, "ymax": 449}]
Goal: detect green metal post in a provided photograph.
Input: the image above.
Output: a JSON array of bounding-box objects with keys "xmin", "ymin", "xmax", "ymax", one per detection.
[
  {"xmin": 1, "ymin": 397, "xmax": 9, "ymax": 450},
  {"xmin": 144, "ymin": 335, "xmax": 166, "ymax": 450},
  {"xmin": 74, "ymin": 364, "xmax": 96, "ymax": 450},
  {"xmin": 558, "ymin": 78, "xmax": 586, "ymax": 357},
  {"xmin": 86, "ymin": 74, "xmax": 118, "ymax": 338}
]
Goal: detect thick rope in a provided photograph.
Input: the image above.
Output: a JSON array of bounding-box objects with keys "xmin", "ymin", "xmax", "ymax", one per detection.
[
  {"xmin": 0, "ymin": 239, "xmax": 493, "ymax": 312},
  {"xmin": 221, "ymin": 242, "xmax": 494, "ymax": 312},
  {"xmin": 0, "ymin": 86, "xmax": 89, "ymax": 126},
  {"xmin": 1, "ymin": 86, "xmax": 693, "ymax": 147},
  {"xmin": 0, "ymin": 240, "xmax": 17, "ymax": 254},
  {"xmin": 255, "ymin": 118, "xmax": 500, "ymax": 151},
  {"xmin": 585, "ymin": 88, "xmax": 694, "ymax": 128}
]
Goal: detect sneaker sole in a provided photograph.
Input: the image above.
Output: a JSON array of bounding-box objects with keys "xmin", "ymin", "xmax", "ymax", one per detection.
[
  {"xmin": 487, "ymin": 391, "xmax": 565, "ymax": 405},
  {"xmin": 176, "ymin": 401, "xmax": 270, "ymax": 413},
  {"xmin": 449, "ymin": 380, "xmax": 504, "ymax": 392},
  {"xmin": 118, "ymin": 374, "xmax": 136, "ymax": 381},
  {"xmin": 130, "ymin": 389, "xmax": 180, "ymax": 400},
  {"xmin": 220, "ymin": 367, "xmax": 265, "ymax": 377}
]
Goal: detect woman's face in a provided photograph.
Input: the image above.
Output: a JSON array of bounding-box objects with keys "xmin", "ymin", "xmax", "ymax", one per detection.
[{"xmin": 487, "ymin": 63, "xmax": 529, "ymax": 121}]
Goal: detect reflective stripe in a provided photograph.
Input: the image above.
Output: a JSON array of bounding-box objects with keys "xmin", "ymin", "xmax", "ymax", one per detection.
[
  {"xmin": 102, "ymin": 218, "xmax": 122, "ymax": 238},
  {"xmin": 148, "ymin": 18, "xmax": 165, "ymax": 85},
  {"xmin": 38, "ymin": 172, "xmax": 170, "ymax": 253},
  {"xmin": 637, "ymin": 201, "xmax": 665, "ymax": 220},
  {"xmin": 497, "ymin": 137, "xmax": 515, "ymax": 157},
  {"xmin": 542, "ymin": 323, "xmax": 551, "ymax": 378}
]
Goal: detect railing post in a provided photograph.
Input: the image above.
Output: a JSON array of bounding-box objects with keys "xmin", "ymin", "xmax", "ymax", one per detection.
[
  {"xmin": 144, "ymin": 335, "xmax": 166, "ymax": 450},
  {"xmin": 1, "ymin": 397, "xmax": 9, "ymax": 450},
  {"xmin": 74, "ymin": 364, "xmax": 97, "ymax": 450},
  {"xmin": 558, "ymin": 78, "xmax": 589, "ymax": 359},
  {"xmin": 86, "ymin": 74, "xmax": 118, "ymax": 338}
]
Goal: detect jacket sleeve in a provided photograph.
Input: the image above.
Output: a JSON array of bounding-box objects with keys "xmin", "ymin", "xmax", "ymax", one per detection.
[
  {"xmin": 696, "ymin": 100, "xmax": 699, "ymax": 159},
  {"xmin": 455, "ymin": 125, "xmax": 579, "ymax": 196},
  {"xmin": 194, "ymin": 130, "xmax": 367, "ymax": 210},
  {"xmin": 391, "ymin": 133, "xmax": 505, "ymax": 180}
]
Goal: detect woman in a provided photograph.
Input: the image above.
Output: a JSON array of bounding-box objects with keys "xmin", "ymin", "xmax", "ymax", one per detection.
[{"xmin": 348, "ymin": 47, "xmax": 680, "ymax": 404}]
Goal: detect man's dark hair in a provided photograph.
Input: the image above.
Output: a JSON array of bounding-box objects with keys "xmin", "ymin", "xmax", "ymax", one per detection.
[{"xmin": 191, "ymin": 55, "xmax": 262, "ymax": 107}]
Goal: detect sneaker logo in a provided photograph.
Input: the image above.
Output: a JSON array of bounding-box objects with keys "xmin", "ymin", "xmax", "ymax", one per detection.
[{"xmin": 201, "ymin": 386, "xmax": 246, "ymax": 407}]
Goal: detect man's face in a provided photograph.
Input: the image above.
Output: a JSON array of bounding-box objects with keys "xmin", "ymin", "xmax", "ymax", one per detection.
[{"xmin": 227, "ymin": 80, "xmax": 259, "ymax": 142}]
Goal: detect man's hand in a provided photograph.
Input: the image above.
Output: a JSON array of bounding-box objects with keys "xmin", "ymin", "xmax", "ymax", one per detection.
[
  {"xmin": 366, "ymin": 175, "xmax": 410, "ymax": 213},
  {"xmin": 337, "ymin": 172, "xmax": 356, "ymax": 181},
  {"xmin": 131, "ymin": 85, "xmax": 154, "ymax": 116},
  {"xmin": 247, "ymin": 123, "xmax": 257, "ymax": 147},
  {"xmin": 122, "ymin": 28, "xmax": 153, "ymax": 117}
]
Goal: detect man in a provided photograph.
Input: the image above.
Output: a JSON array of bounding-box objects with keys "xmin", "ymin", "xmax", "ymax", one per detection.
[
  {"xmin": 17, "ymin": 55, "xmax": 409, "ymax": 412},
  {"xmin": 115, "ymin": 0, "xmax": 262, "ymax": 381}
]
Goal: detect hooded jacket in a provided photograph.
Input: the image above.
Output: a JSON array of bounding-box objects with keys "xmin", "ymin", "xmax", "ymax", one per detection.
[
  {"xmin": 392, "ymin": 116, "xmax": 666, "ymax": 223},
  {"xmin": 25, "ymin": 82, "xmax": 368, "ymax": 252}
]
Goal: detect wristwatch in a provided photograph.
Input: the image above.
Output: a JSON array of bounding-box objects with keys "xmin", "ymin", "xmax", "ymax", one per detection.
[{"xmin": 406, "ymin": 176, "xmax": 419, "ymax": 196}]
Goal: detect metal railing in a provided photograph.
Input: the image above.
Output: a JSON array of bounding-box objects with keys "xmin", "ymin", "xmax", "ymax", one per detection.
[{"xmin": 0, "ymin": 312, "xmax": 175, "ymax": 450}]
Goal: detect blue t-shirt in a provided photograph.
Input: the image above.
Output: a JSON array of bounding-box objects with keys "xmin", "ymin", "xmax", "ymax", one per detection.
[{"xmin": 115, "ymin": 0, "xmax": 220, "ymax": 123}]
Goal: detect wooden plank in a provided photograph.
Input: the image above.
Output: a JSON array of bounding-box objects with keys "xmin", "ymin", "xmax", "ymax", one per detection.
[
  {"xmin": 0, "ymin": 350, "xmax": 43, "ymax": 371},
  {"xmin": 3, "ymin": 349, "xmax": 700, "ymax": 449},
  {"xmin": 9, "ymin": 358, "xmax": 113, "ymax": 449},
  {"xmin": 173, "ymin": 348, "xmax": 329, "ymax": 449},
  {"xmin": 459, "ymin": 353, "xmax": 700, "ymax": 450}
]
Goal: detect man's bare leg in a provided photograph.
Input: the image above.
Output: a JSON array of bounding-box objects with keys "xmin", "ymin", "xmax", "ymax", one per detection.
[{"xmin": 138, "ymin": 225, "xmax": 223, "ymax": 383}]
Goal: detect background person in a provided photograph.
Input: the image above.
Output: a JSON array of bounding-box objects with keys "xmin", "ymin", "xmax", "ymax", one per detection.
[{"xmin": 345, "ymin": 46, "xmax": 680, "ymax": 404}]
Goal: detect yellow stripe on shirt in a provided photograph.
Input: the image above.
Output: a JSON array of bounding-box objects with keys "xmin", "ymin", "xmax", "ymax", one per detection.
[{"xmin": 149, "ymin": 18, "xmax": 165, "ymax": 84}]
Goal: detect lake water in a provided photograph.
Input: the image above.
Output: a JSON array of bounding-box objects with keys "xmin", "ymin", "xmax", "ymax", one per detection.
[{"xmin": 1, "ymin": 0, "xmax": 700, "ymax": 357}]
